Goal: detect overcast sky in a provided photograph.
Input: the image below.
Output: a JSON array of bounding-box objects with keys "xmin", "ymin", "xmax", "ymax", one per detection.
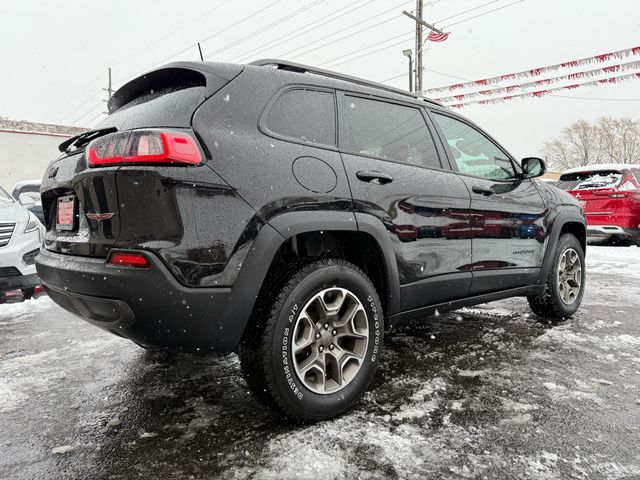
[{"xmin": 2, "ymin": 0, "xmax": 639, "ymax": 158}]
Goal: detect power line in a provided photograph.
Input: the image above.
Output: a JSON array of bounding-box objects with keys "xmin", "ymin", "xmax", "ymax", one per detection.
[
  {"xmin": 442, "ymin": 0, "xmax": 527, "ymax": 28},
  {"xmin": 83, "ymin": 111, "xmax": 107, "ymax": 127},
  {"xmin": 321, "ymin": 31, "xmax": 414, "ymax": 68},
  {"xmin": 375, "ymin": 0, "xmax": 527, "ymax": 90},
  {"xmin": 230, "ymin": 0, "xmax": 373, "ymax": 63},
  {"xmin": 323, "ymin": 0, "xmax": 524, "ymax": 70},
  {"xmin": 112, "ymin": 0, "xmax": 234, "ymax": 69},
  {"xmin": 113, "ymin": 0, "xmax": 285, "ymax": 87},
  {"xmin": 57, "ymin": 1, "xmax": 234, "ymax": 123},
  {"xmin": 204, "ymin": 0, "xmax": 324, "ymax": 60},
  {"xmin": 57, "ymin": 91, "xmax": 102, "ymax": 124},
  {"xmin": 276, "ymin": 0, "xmax": 422, "ymax": 60},
  {"xmin": 68, "ymin": 103, "xmax": 105, "ymax": 127},
  {"xmin": 58, "ymin": 1, "xmax": 375, "ymax": 124},
  {"xmin": 323, "ymin": 33, "xmax": 415, "ymax": 69},
  {"xmin": 435, "ymin": 0, "xmax": 503, "ymax": 24},
  {"xmin": 380, "ymin": 72, "xmax": 407, "ymax": 83}
]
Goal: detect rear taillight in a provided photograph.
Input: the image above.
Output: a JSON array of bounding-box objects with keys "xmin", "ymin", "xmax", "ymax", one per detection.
[
  {"xmin": 87, "ymin": 129, "xmax": 203, "ymax": 167},
  {"xmin": 107, "ymin": 252, "xmax": 151, "ymax": 268},
  {"xmin": 611, "ymin": 173, "xmax": 639, "ymax": 198}
]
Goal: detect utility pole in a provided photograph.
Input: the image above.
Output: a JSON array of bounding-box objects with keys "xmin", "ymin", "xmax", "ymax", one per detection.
[
  {"xmin": 102, "ymin": 67, "xmax": 113, "ymax": 114},
  {"xmin": 103, "ymin": 68, "xmax": 113, "ymax": 99},
  {"xmin": 414, "ymin": 0, "xmax": 423, "ymax": 92},
  {"xmin": 403, "ymin": 2, "xmax": 444, "ymax": 93}
]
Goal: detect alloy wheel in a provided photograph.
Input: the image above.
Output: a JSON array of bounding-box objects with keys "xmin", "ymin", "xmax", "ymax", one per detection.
[
  {"xmin": 556, "ymin": 248, "xmax": 582, "ymax": 305},
  {"xmin": 291, "ymin": 287, "xmax": 369, "ymax": 394}
]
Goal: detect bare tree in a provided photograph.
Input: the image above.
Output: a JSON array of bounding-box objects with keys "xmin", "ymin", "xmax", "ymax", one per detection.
[
  {"xmin": 543, "ymin": 119, "xmax": 603, "ymax": 170},
  {"xmin": 544, "ymin": 117, "xmax": 640, "ymax": 170}
]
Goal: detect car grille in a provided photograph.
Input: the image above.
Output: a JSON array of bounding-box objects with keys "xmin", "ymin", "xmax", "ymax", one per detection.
[
  {"xmin": 0, "ymin": 222, "xmax": 16, "ymax": 248},
  {"xmin": 0, "ymin": 267, "xmax": 22, "ymax": 278}
]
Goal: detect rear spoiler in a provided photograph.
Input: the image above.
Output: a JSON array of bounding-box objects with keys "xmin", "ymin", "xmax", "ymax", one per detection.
[
  {"xmin": 58, "ymin": 127, "xmax": 117, "ymax": 153},
  {"xmin": 106, "ymin": 62, "xmax": 244, "ymax": 114}
]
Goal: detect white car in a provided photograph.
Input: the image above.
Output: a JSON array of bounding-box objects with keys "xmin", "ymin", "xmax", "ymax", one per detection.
[{"xmin": 0, "ymin": 185, "xmax": 44, "ymax": 300}]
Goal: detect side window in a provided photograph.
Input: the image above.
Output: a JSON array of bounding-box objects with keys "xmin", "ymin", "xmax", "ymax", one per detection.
[
  {"xmin": 633, "ymin": 171, "xmax": 640, "ymax": 183},
  {"xmin": 342, "ymin": 96, "xmax": 441, "ymax": 169},
  {"xmin": 432, "ymin": 113, "xmax": 516, "ymax": 180},
  {"xmin": 266, "ymin": 88, "xmax": 336, "ymax": 146}
]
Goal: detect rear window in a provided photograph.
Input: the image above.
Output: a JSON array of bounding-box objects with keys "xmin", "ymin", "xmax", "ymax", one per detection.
[
  {"xmin": 97, "ymin": 85, "xmax": 206, "ymax": 131},
  {"xmin": 557, "ymin": 170, "xmax": 623, "ymax": 190}
]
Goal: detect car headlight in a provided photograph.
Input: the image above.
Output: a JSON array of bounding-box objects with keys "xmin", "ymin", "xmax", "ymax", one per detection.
[{"xmin": 24, "ymin": 212, "xmax": 40, "ymax": 233}]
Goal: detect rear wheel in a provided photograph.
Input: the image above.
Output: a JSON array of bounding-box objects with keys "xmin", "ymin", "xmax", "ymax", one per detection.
[
  {"xmin": 239, "ymin": 259, "xmax": 383, "ymax": 422},
  {"xmin": 22, "ymin": 287, "xmax": 35, "ymax": 300},
  {"xmin": 528, "ymin": 233, "xmax": 585, "ymax": 321}
]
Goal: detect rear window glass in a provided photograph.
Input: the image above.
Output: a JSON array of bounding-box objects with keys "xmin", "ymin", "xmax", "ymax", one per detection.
[
  {"xmin": 97, "ymin": 85, "xmax": 206, "ymax": 131},
  {"xmin": 557, "ymin": 170, "xmax": 623, "ymax": 190},
  {"xmin": 266, "ymin": 89, "xmax": 336, "ymax": 146}
]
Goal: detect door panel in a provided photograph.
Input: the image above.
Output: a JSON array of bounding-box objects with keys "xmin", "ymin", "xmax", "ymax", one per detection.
[
  {"xmin": 337, "ymin": 93, "xmax": 473, "ymax": 311},
  {"xmin": 342, "ymin": 154, "xmax": 472, "ymax": 309},
  {"xmin": 462, "ymin": 176, "xmax": 548, "ymax": 292},
  {"xmin": 429, "ymin": 110, "xmax": 548, "ymax": 295}
]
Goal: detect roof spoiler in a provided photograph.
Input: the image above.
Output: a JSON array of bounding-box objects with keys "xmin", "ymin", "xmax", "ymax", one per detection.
[{"xmin": 107, "ymin": 61, "xmax": 244, "ymax": 113}]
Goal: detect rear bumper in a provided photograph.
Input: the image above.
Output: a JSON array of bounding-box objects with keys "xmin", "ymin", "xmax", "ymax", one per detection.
[
  {"xmin": 0, "ymin": 272, "xmax": 39, "ymax": 293},
  {"xmin": 586, "ymin": 225, "xmax": 640, "ymax": 239},
  {"xmin": 35, "ymin": 248, "xmax": 241, "ymax": 354}
]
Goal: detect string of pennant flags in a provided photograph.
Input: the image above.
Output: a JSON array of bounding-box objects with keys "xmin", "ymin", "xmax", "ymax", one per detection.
[
  {"xmin": 433, "ymin": 59, "xmax": 640, "ymax": 103},
  {"xmin": 446, "ymin": 71, "xmax": 640, "ymax": 109},
  {"xmin": 423, "ymin": 45, "xmax": 640, "ymax": 95}
]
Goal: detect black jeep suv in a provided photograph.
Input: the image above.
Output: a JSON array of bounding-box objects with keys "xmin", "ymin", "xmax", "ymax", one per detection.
[{"xmin": 36, "ymin": 60, "xmax": 586, "ymax": 421}]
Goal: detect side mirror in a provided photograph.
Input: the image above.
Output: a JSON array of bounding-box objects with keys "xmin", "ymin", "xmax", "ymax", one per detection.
[
  {"xmin": 521, "ymin": 157, "xmax": 546, "ymax": 179},
  {"xmin": 18, "ymin": 193, "xmax": 36, "ymax": 209}
]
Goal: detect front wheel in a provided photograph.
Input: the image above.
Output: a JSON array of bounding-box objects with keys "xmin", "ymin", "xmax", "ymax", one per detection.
[
  {"xmin": 528, "ymin": 233, "xmax": 585, "ymax": 321},
  {"xmin": 239, "ymin": 259, "xmax": 383, "ymax": 422}
]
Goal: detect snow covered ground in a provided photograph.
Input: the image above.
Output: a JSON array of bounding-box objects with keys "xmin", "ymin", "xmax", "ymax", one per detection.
[{"xmin": 0, "ymin": 246, "xmax": 638, "ymax": 479}]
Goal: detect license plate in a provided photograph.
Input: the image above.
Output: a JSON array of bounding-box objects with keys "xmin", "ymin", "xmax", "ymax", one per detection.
[{"xmin": 57, "ymin": 196, "xmax": 76, "ymax": 231}]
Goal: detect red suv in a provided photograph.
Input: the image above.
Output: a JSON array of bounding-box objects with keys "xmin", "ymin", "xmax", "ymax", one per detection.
[{"xmin": 558, "ymin": 164, "xmax": 640, "ymax": 245}]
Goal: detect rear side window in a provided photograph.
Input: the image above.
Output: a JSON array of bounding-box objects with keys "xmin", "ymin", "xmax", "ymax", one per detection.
[
  {"xmin": 266, "ymin": 89, "xmax": 336, "ymax": 146},
  {"xmin": 633, "ymin": 171, "xmax": 640, "ymax": 183},
  {"xmin": 342, "ymin": 96, "xmax": 440, "ymax": 169},
  {"xmin": 557, "ymin": 170, "xmax": 623, "ymax": 190}
]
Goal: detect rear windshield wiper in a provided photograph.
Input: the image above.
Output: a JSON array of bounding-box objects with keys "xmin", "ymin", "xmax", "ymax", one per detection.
[{"xmin": 59, "ymin": 127, "xmax": 117, "ymax": 154}]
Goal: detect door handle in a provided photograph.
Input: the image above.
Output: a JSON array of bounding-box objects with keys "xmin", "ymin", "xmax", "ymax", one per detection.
[
  {"xmin": 356, "ymin": 170, "xmax": 394, "ymax": 185},
  {"xmin": 472, "ymin": 185, "xmax": 494, "ymax": 196}
]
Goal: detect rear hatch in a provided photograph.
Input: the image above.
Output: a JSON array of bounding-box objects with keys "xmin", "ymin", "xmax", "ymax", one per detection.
[
  {"xmin": 558, "ymin": 168, "xmax": 640, "ymax": 225},
  {"xmin": 41, "ymin": 62, "xmax": 242, "ymax": 258}
]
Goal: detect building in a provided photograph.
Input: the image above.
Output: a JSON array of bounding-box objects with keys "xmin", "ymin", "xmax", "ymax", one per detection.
[{"xmin": 0, "ymin": 117, "xmax": 86, "ymax": 192}]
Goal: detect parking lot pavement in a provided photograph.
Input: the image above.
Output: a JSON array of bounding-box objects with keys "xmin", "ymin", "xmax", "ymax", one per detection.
[{"xmin": 0, "ymin": 246, "xmax": 639, "ymax": 480}]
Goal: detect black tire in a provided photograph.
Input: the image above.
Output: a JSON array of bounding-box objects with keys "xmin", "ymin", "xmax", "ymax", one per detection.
[
  {"xmin": 527, "ymin": 233, "xmax": 585, "ymax": 321},
  {"xmin": 239, "ymin": 259, "xmax": 383, "ymax": 422},
  {"xmin": 22, "ymin": 287, "xmax": 35, "ymax": 300}
]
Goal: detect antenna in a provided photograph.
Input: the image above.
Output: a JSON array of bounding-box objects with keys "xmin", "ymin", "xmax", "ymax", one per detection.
[{"xmin": 197, "ymin": 42, "xmax": 204, "ymax": 61}]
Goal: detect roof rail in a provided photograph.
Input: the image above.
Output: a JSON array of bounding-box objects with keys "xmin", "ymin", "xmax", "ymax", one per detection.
[{"xmin": 249, "ymin": 59, "xmax": 440, "ymax": 106}]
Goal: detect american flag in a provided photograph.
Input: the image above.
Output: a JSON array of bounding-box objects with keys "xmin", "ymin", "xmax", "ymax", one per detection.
[{"xmin": 427, "ymin": 31, "xmax": 450, "ymax": 42}]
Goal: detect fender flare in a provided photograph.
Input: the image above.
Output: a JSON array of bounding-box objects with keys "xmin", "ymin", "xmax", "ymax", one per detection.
[
  {"xmin": 219, "ymin": 210, "xmax": 401, "ymax": 347},
  {"xmin": 538, "ymin": 208, "xmax": 586, "ymax": 284}
]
